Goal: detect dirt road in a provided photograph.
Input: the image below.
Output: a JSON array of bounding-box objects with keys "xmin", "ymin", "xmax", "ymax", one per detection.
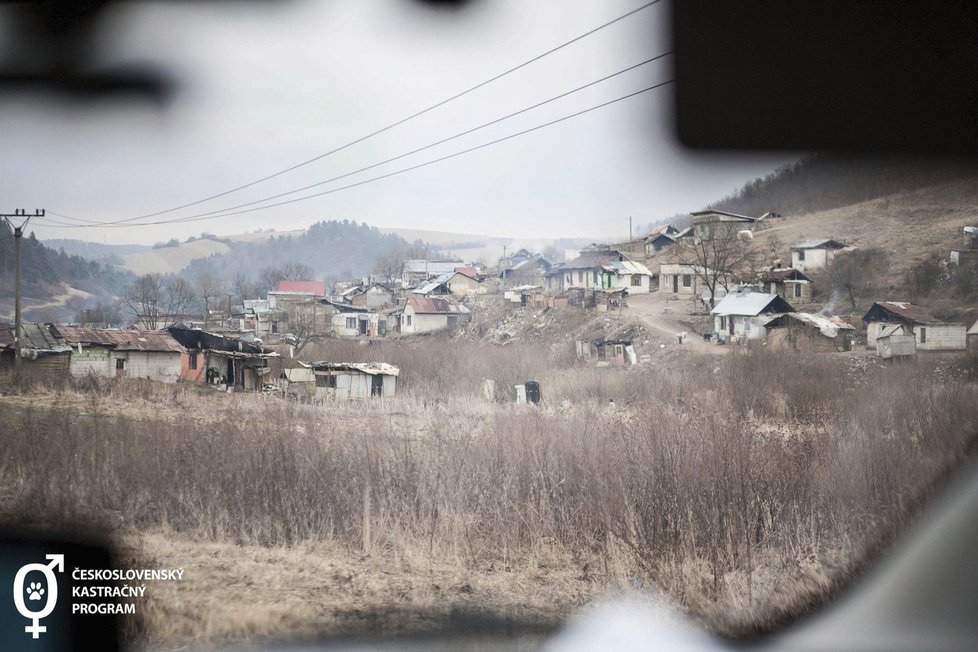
[{"xmin": 625, "ymin": 292, "xmax": 728, "ymax": 355}]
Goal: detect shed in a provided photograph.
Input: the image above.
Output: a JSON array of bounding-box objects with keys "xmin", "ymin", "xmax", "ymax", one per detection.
[
  {"xmin": 0, "ymin": 322, "xmax": 71, "ymax": 381},
  {"xmin": 763, "ymin": 312, "xmax": 855, "ymax": 352},
  {"xmin": 305, "ymin": 362, "xmax": 399, "ymax": 400},
  {"xmin": 874, "ymin": 324, "xmax": 918, "ymax": 359},
  {"xmin": 968, "ymin": 319, "xmax": 978, "ymax": 354},
  {"xmin": 167, "ymin": 325, "xmax": 279, "ymax": 390}
]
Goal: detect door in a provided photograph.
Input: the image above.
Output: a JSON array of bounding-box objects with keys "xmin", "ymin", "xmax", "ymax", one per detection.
[
  {"xmin": 359, "ymin": 318, "xmax": 368, "ymax": 335},
  {"xmin": 115, "ymin": 358, "xmax": 126, "ymax": 378},
  {"xmin": 371, "ymin": 375, "xmax": 383, "ymax": 397},
  {"xmin": 672, "ymin": 275, "xmax": 678, "ymax": 293}
]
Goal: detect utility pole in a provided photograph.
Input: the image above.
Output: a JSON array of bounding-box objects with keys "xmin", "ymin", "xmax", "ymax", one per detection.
[
  {"xmin": 2, "ymin": 209, "xmax": 45, "ymax": 379},
  {"xmin": 629, "ymin": 216, "xmax": 633, "ymax": 240}
]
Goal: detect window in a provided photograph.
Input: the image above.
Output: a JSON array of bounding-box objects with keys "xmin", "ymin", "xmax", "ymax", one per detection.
[
  {"xmin": 346, "ymin": 317, "xmax": 356, "ymax": 330},
  {"xmin": 720, "ymin": 316, "xmax": 727, "ymax": 330},
  {"xmin": 683, "ymin": 274, "xmax": 692, "ymax": 288},
  {"xmin": 116, "ymin": 359, "xmax": 125, "ymax": 370},
  {"xmin": 407, "ymin": 315, "xmax": 413, "ymax": 326},
  {"xmin": 797, "ymin": 250, "xmax": 806, "ymax": 261},
  {"xmin": 189, "ymin": 353, "xmax": 198, "ymax": 370},
  {"xmin": 920, "ymin": 327, "xmax": 927, "ymax": 343},
  {"xmin": 315, "ymin": 374, "xmax": 337, "ymax": 388},
  {"xmin": 578, "ymin": 271, "xmax": 584, "ymax": 284},
  {"xmin": 794, "ymin": 283, "xmax": 802, "ymax": 298},
  {"xmin": 631, "ymin": 274, "xmax": 642, "ymax": 287}
]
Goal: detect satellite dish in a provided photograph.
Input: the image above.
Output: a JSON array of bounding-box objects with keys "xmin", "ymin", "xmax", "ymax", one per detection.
[{"xmin": 738, "ymin": 230, "xmax": 754, "ymax": 240}]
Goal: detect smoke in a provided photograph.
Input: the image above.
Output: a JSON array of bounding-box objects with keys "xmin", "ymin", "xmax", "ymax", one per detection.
[{"xmin": 820, "ymin": 289, "xmax": 840, "ymax": 315}]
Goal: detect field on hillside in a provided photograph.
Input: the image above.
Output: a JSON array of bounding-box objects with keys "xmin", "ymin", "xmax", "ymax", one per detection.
[{"xmin": 2, "ymin": 342, "xmax": 977, "ymax": 648}]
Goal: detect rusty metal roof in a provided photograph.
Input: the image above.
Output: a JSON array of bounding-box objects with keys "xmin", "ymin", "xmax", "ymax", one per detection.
[
  {"xmin": 863, "ymin": 301, "xmax": 940, "ymax": 325},
  {"xmin": 760, "ymin": 267, "xmax": 812, "ymax": 282},
  {"xmin": 406, "ymin": 296, "xmax": 469, "ymax": 314},
  {"xmin": 0, "ymin": 322, "xmax": 70, "ymax": 352},
  {"xmin": 52, "ymin": 325, "xmax": 184, "ymax": 352},
  {"xmin": 277, "ymin": 280, "xmax": 327, "ymax": 296}
]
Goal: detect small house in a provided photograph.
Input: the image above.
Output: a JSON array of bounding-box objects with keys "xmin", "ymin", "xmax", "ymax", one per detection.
[
  {"xmin": 0, "ymin": 322, "xmax": 71, "ymax": 380},
  {"xmin": 763, "ymin": 312, "xmax": 855, "ymax": 352},
  {"xmin": 346, "ymin": 283, "xmax": 399, "ymax": 309},
  {"xmin": 644, "ymin": 226, "xmax": 691, "ymax": 257},
  {"xmin": 52, "ymin": 325, "xmax": 184, "ymax": 382},
  {"xmin": 862, "ymin": 302, "xmax": 966, "ymax": 351},
  {"xmin": 500, "ymin": 255, "xmax": 552, "ymax": 286},
  {"xmin": 759, "ymin": 268, "xmax": 814, "ymax": 303},
  {"xmin": 305, "ymin": 362, "xmax": 398, "ymax": 400},
  {"xmin": 400, "ymin": 296, "xmax": 470, "ymax": 334},
  {"xmin": 711, "ymin": 291, "xmax": 795, "ymax": 343},
  {"xmin": 279, "ymin": 366, "xmax": 316, "ymax": 400},
  {"xmin": 789, "ymin": 239, "xmax": 848, "ymax": 273}
]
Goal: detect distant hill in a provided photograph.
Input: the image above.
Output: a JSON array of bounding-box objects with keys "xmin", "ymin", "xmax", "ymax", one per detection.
[
  {"xmin": 709, "ymin": 153, "xmax": 978, "ymax": 218},
  {"xmin": 45, "ymin": 239, "xmax": 151, "ymax": 263},
  {"xmin": 0, "ymin": 224, "xmax": 133, "ymax": 321},
  {"xmin": 182, "ymin": 220, "xmax": 411, "ymax": 285}
]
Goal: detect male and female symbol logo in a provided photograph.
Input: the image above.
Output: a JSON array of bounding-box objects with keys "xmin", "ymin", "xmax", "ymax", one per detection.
[{"xmin": 12, "ymin": 554, "xmax": 63, "ymax": 639}]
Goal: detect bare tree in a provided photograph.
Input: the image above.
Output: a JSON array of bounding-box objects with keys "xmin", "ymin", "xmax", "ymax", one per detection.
[
  {"xmin": 257, "ymin": 263, "xmax": 316, "ymax": 295},
  {"xmin": 676, "ymin": 220, "xmax": 761, "ymax": 308},
  {"xmin": 285, "ymin": 300, "xmax": 331, "ymax": 357},
  {"xmin": 123, "ymin": 273, "xmax": 198, "ymax": 329},
  {"xmin": 819, "ymin": 247, "xmax": 890, "ymax": 311},
  {"xmin": 372, "ymin": 249, "xmax": 405, "ymax": 284}
]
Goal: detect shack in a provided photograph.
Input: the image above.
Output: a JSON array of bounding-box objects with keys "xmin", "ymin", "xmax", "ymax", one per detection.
[
  {"xmin": 0, "ymin": 322, "xmax": 71, "ymax": 380},
  {"xmin": 875, "ymin": 324, "xmax": 917, "ymax": 360},
  {"xmin": 167, "ymin": 325, "xmax": 279, "ymax": 390},
  {"xmin": 763, "ymin": 312, "xmax": 855, "ymax": 352},
  {"xmin": 305, "ymin": 362, "xmax": 398, "ymax": 400}
]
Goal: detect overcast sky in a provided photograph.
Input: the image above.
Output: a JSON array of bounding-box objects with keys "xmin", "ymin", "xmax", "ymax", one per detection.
[{"xmin": 0, "ymin": 0, "xmax": 796, "ymax": 245}]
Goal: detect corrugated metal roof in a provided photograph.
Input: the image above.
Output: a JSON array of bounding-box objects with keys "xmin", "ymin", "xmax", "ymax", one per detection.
[
  {"xmin": 711, "ymin": 292, "xmax": 794, "ymax": 316},
  {"xmin": 402, "ymin": 260, "xmax": 462, "ymax": 275},
  {"xmin": 407, "ymin": 295, "xmax": 469, "ymax": 314},
  {"xmin": 53, "ymin": 325, "xmax": 185, "ymax": 352},
  {"xmin": 760, "ymin": 267, "xmax": 812, "ymax": 282},
  {"xmin": 277, "ymin": 280, "xmax": 326, "ymax": 296},
  {"xmin": 304, "ymin": 361, "xmax": 399, "ymax": 376},
  {"xmin": 0, "ymin": 322, "xmax": 71, "ymax": 352},
  {"xmin": 764, "ymin": 312, "xmax": 855, "ymax": 337},
  {"xmin": 690, "ymin": 210, "xmax": 758, "ymax": 222},
  {"xmin": 603, "ymin": 260, "xmax": 653, "ymax": 276},
  {"xmin": 790, "ymin": 239, "xmax": 847, "ymax": 250},
  {"xmin": 865, "ymin": 301, "xmax": 940, "ymax": 325}
]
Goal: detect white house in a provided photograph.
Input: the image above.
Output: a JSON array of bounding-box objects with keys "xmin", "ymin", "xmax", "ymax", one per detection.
[
  {"xmin": 862, "ymin": 302, "xmax": 966, "ymax": 351},
  {"xmin": 711, "ymin": 291, "xmax": 795, "ymax": 343},
  {"xmin": 400, "ymin": 296, "xmax": 470, "ymax": 334},
  {"xmin": 789, "ymin": 239, "xmax": 848, "ymax": 273}
]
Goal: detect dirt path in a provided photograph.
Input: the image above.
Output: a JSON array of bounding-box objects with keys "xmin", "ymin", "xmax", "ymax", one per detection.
[{"xmin": 625, "ymin": 293, "xmax": 728, "ymax": 355}]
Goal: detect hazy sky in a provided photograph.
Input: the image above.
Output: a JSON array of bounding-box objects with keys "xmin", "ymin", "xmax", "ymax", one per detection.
[{"xmin": 0, "ymin": 0, "xmax": 796, "ymax": 245}]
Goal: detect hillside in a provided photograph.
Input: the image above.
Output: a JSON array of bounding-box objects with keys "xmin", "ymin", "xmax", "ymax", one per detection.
[
  {"xmin": 752, "ymin": 176, "xmax": 978, "ymax": 275},
  {"xmin": 122, "ymin": 238, "xmax": 234, "ymax": 275}
]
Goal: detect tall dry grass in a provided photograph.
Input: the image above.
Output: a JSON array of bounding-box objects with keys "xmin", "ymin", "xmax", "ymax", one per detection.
[{"xmin": 1, "ymin": 348, "xmax": 976, "ymax": 639}]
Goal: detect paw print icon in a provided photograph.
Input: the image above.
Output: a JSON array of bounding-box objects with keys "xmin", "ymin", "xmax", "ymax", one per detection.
[{"xmin": 27, "ymin": 582, "xmax": 45, "ymax": 601}]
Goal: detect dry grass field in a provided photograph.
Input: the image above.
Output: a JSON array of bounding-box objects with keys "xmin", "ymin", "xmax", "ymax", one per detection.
[{"xmin": 1, "ymin": 342, "xmax": 977, "ymax": 648}]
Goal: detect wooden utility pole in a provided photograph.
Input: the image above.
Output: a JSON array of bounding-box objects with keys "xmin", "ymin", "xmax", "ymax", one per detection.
[{"xmin": 2, "ymin": 209, "xmax": 45, "ymax": 378}]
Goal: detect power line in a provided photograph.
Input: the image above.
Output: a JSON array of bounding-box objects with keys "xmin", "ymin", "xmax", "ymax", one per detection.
[
  {"xmin": 65, "ymin": 51, "xmax": 672, "ymax": 228},
  {"xmin": 50, "ymin": 0, "xmax": 664, "ymax": 224},
  {"xmin": 67, "ymin": 79, "xmax": 675, "ymax": 227}
]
